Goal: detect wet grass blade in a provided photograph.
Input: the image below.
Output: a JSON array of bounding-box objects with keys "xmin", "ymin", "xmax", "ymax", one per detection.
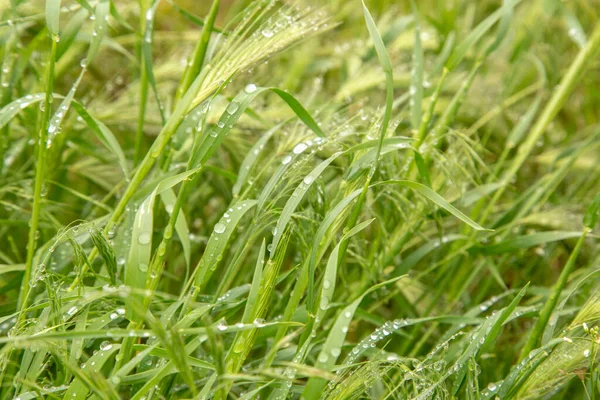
[
  {"xmin": 45, "ymin": 0, "xmax": 61, "ymax": 37},
  {"xmin": 126, "ymin": 169, "xmax": 199, "ymax": 295},
  {"xmin": 86, "ymin": 0, "xmax": 110, "ymax": 64}
]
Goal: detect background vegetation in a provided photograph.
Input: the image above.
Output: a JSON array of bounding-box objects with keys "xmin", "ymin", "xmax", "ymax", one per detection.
[{"xmin": 0, "ymin": 0, "xmax": 600, "ymax": 398}]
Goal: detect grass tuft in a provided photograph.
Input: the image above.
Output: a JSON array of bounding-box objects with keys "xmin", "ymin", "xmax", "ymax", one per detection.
[{"xmin": 0, "ymin": 0, "xmax": 599, "ymax": 399}]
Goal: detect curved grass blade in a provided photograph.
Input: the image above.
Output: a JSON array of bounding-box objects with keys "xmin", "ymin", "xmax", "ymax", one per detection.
[
  {"xmin": 72, "ymin": 101, "xmax": 129, "ymax": 177},
  {"xmin": 47, "ymin": 69, "xmax": 85, "ymax": 147},
  {"xmin": 477, "ymin": 231, "xmax": 583, "ymax": 255},
  {"xmin": 57, "ymin": 8, "xmax": 89, "ymax": 59},
  {"xmin": 86, "ymin": 0, "xmax": 110, "ymax": 64},
  {"xmin": 63, "ymin": 344, "xmax": 121, "ymax": 400},
  {"xmin": 0, "ymin": 94, "xmax": 46, "ymax": 130},
  {"xmin": 380, "ymin": 180, "xmax": 489, "ymax": 231},
  {"xmin": 191, "ymin": 86, "xmax": 325, "ymax": 173}
]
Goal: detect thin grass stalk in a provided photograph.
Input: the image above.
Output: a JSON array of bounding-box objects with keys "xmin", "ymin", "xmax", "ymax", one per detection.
[
  {"xmin": 134, "ymin": 0, "xmax": 150, "ymax": 165},
  {"xmin": 175, "ymin": 0, "xmax": 220, "ymax": 103},
  {"xmin": 17, "ymin": 37, "xmax": 58, "ymax": 313}
]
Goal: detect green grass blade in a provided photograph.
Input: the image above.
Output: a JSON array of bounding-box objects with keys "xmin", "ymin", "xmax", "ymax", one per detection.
[
  {"xmin": 189, "ymin": 199, "xmax": 257, "ymax": 291},
  {"xmin": 241, "ymin": 239, "xmax": 265, "ymax": 324},
  {"xmin": 160, "ymin": 189, "xmax": 191, "ymax": 268},
  {"xmin": 381, "ymin": 180, "xmax": 489, "ymax": 231},
  {"xmin": 45, "ymin": 0, "xmax": 61, "ymax": 37},
  {"xmin": 0, "ymin": 94, "xmax": 46, "ymax": 130},
  {"xmin": 477, "ymin": 231, "xmax": 583, "ymax": 254},
  {"xmin": 86, "ymin": 0, "xmax": 110, "ymax": 64},
  {"xmin": 72, "ymin": 101, "xmax": 129, "ymax": 177},
  {"xmin": 446, "ymin": 0, "xmax": 519, "ymax": 70},
  {"xmin": 126, "ymin": 169, "xmax": 199, "ymax": 294}
]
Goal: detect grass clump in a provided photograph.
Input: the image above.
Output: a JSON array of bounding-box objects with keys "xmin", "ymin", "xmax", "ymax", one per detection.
[{"xmin": 0, "ymin": 0, "xmax": 600, "ymax": 399}]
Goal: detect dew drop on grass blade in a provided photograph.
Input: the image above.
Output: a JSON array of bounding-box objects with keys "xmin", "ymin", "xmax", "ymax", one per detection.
[
  {"xmin": 188, "ymin": 199, "xmax": 257, "ymax": 292},
  {"xmin": 86, "ymin": 0, "xmax": 110, "ymax": 64},
  {"xmin": 159, "ymin": 189, "xmax": 191, "ymax": 268},
  {"xmin": 0, "ymin": 94, "xmax": 46, "ymax": 130}
]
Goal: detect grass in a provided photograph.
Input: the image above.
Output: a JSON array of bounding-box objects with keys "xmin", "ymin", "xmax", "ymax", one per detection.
[{"xmin": 0, "ymin": 0, "xmax": 599, "ymax": 398}]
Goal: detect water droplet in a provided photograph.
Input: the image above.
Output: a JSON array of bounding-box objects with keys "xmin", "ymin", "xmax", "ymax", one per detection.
[
  {"xmin": 261, "ymin": 29, "xmax": 274, "ymax": 38},
  {"xmin": 303, "ymin": 175, "xmax": 314, "ymax": 185},
  {"xmin": 568, "ymin": 28, "xmax": 578, "ymax": 38},
  {"xmin": 293, "ymin": 143, "xmax": 308, "ymax": 154},
  {"xmin": 244, "ymin": 83, "xmax": 257, "ymax": 93},
  {"xmin": 139, "ymin": 263, "xmax": 148, "ymax": 272},
  {"xmin": 487, "ymin": 383, "xmax": 497, "ymax": 391},
  {"xmin": 214, "ymin": 222, "xmax": 226, "ymax": 234},
  {"xmin": 281, "ymin": 155, "xmax": 292, "ymax": 165},
  {"xmin": 226, "ymin": 102, "xmax": 239, "ymax": 114},
  {"xmin": 100, "ymin": 341, "xmax": 113, "ymax": 351},
  {"xmin": 323, "ymin": 280, "xmax": 331, "ymax": 289},
  {"xmin": 138, "ymin": 232, "xmax": 151, "ymax": 245}
]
